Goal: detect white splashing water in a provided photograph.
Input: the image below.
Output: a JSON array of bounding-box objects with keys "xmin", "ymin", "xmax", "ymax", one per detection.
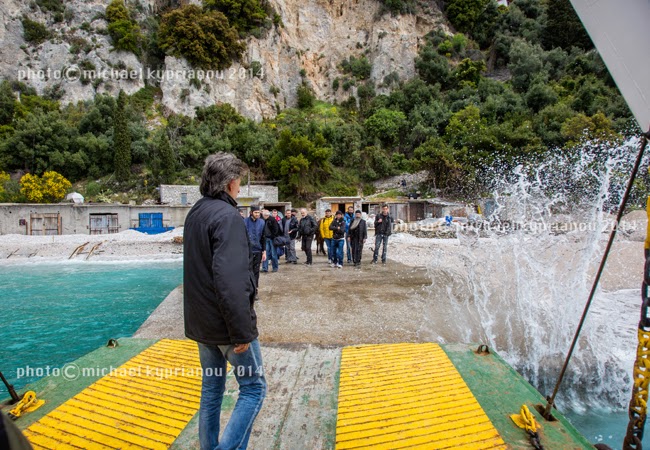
[{"xmin": 418, "ymin": 137, "xmax": 648, "ymax": 412}]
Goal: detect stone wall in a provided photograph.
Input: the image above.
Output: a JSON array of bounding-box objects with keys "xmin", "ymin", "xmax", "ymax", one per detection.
[
  {"xmin": 160, "ymin": 184, "xmax": 278, "ymax": 205},
  {"xmin": 0, "ymin": 203, "xmax": 190, "ymax": 235}
]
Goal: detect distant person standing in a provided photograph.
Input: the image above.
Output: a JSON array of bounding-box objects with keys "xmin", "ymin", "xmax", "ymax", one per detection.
[
  {"xmin": 320, "ymin": 209, "xmax": 334, "ymax": 265},
  {"xmin": 282, "ymin": 208, "xmax": 298, "ymax": 264},
  {"xmin": 329, "ymin": 211, "xmax": 346, "ymax": 268},
  {"xmin": 372, "ymin": 204, "xmax": 393, "ymax": 264},
  {"xmin": 344, "ymin": 206, "xmax": 355, "ymax": 263},
  {"xmin": 244, "ymin": 206, "xmax": 266, "ymax": 297},
  {"xmin": 262, "ymin": 209, "xmax": 280, "ymax": 273},
  {"xmin": 348, "ymin": 210, "xmax": 367, "ymax": 266},
  {"xmin": 183, "ymin": 152, "xmax": 265, "ymax": 450},
  {"xmin": 298, "ymin": 208, "xmax": 317, "ymax": 265}
]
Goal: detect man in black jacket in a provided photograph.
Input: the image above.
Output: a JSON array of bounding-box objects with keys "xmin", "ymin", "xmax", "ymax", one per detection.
[
  {"xmin": 282, "ymin": 208, "xmax": 298, "ymax": 264},
  {"xmin": 348, "ymin": 210, "xmax": 368, "ymax": 266},
  {"xmin": 261, "ymin": 209, "xmax": 280, "ymax": 273},
  {"xmin": 373, "ymin": 204, "xmax": 393, "ymax": 264},
  {"xmin": 184, "ymin": 152, "xmax": 266, "ymax": 450},
  {"xmin": 297, "ymin": 208, "xmax": 317, "ymax": 265},
  {"xmin": 329, "ymin": 210, "xmax": 346, "ymax": 268}
]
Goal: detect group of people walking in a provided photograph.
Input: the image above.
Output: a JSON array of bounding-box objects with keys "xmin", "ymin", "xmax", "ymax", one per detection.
[{"xmin": 243, "ymin": 203, "xmax": 394, "ymax": 291}]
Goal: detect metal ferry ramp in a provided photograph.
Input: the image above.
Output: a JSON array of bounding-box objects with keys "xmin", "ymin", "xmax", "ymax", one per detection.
[{"xmin": 3, "ymin": 338, "xmax": 594, "ymax": 449}]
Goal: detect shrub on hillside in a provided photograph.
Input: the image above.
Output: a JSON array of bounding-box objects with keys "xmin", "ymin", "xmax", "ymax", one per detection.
[{"xmin": 158, "ymin": 5, "xmax": 244, "ymax": 70}]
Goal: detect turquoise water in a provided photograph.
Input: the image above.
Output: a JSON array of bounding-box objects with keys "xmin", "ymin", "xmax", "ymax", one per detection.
[
  {"xmin": 566, "ymin": 409, "xmax": 650, "ymax": 448},
  {"xmin": 0, "ymin": 260, "xmax": 182, "ymax": 395}
]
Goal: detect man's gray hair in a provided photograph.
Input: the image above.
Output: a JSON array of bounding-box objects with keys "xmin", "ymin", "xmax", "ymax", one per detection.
[{"xmin": 199, "ymin": 152, "xmax": 247, "ymax": 197}]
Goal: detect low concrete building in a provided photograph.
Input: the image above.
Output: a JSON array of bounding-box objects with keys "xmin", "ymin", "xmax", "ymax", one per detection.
[
  {"xmin": 0, "ymin": 203, "xmax": 191, "ymax": 235},
  {"xmin": 160, "ymin": 184, "xmax": 278, "ymax": 206},
  {"xmin": 316, "ymin": 197, "xmax": 362, "ymax": 218},
  {"xmin": 362, "ymin": 198, "xmax": 476, "ymax": 222}
]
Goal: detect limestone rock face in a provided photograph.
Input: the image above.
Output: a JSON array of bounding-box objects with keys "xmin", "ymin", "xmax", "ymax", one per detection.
[
  {"xmin": 0, "ymin": 0, "xmax": 146, "ymax": 102},
  {"xmin": 0, "ymin": 0, "xmax": 445, "ymax": 120}
]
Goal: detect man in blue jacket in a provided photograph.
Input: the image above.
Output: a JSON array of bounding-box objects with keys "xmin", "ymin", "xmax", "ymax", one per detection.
[
  {"xmin": 244, "ymin": 206, "xmax": 266, "ymax": 297},
  {"xmin": 184, "ymin": 152, "xmax": 266, "ymax": 450}
]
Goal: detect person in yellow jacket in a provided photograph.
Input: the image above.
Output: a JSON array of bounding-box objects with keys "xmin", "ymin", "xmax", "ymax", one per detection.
[{"xmin": 320, "ymin": 209, "xmax": 334, "ymax": 265}]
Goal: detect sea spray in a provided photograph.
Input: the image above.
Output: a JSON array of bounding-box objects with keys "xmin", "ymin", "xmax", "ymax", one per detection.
[{"xmin": 419, "ymin": 137, "xmax": 649, "ymax": 411}]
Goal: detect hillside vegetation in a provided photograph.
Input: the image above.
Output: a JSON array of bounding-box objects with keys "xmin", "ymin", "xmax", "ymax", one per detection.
[{"xmin": 0, "ymin": 0, "xmax": 636, "ymax": 204}]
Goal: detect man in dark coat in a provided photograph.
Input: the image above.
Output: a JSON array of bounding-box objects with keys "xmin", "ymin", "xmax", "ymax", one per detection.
[
  {"xmin": 184, "ymin": 152, "xmax": 266, "ymax": 450},
  {"xmin": 297, "ymin": 208, "xmax": 317, "ymax": 265},
  {"xmin": 262, "ymin": 209, "xmax": 280, "ymax": 272},
  {"xmin": 282, "ymin": 208, "xmax": 298, "ymax": 264},
  {"xmin": 244, "ymin": 206, "xmax": 266, "ymax": 296},
  {"xmin": 348, "ymin": 210, "xmax": 368, "ymax": 266},
  {"xmin": 373, "ymin": 204, "xmax": 393, "ymax": 264}
]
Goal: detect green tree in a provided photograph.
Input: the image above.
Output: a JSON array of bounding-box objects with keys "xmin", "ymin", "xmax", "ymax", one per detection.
[
  {"xmin": 268, "ymin": 130, "xmax": 333, "ymax": 198},
  {"xmin": 113, "ymin": 90, "xmax": 131, "ymax": 182},
  {"xmin": 297, "ymin": 84, "xmax": 315, "ymax": 109},
  {"xmin": 508, "ymin": 38, "xmax": 547, "ymax": 92},
  {"xmin": 415, "ymin": 44, "xmax": 451, "ymax": 87},
  {"xmin": 414, "ymin": 137, "xmax": 464, "ymax": 190},
  {"xmin": 159, "ymin": 131, "xmax": 176, "ymax": 184},
  {"xmin": 453, "ymin": 58, "xmax": 486, "ymax": 86},
  {"xmin": 106, "ymin": 0, "xmax": 141, "ymax": 54},
  {"xmin": 445, "ymin": 0, "xmax": 488, "ymax": 33},
  {"xmin": 364, "ymin": 108, "xmax": 407, "ymax": 147},
  {"xmin": 0, "ymin": 81, "xmax": 16, "ymax": 126},
  {"xmin": 203, "ymin": 0, "xmax": 267, "ymax": 32},
  {"xmin": 543, "ymin": 0, "xmax": 593, "ymax": 51},
  {"xmin": 158, "ymin": 5, "xmax": 245, "ymax": 70}
]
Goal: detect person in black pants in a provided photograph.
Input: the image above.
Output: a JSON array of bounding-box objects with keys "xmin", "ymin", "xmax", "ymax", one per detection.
[
  {"xmin": 244, "ymin": 206, "xmax": 266, "ymax": 297},
  {"xmin": 373, "ymin": 204, "xmax": 393, "ymax": 264},
  {"xmin": 348, "ymin": 210, "xmax": 368, "ymax": 266},
  {"xmin": 297, "ymin": 208, "xmax": 317, "ymax": 265}
]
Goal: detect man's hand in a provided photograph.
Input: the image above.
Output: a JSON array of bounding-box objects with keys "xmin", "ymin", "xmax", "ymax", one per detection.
[
  {"xmin": 262, "ymin": 251, "xmax": 267, "ymax": 262},
  {"xmin": 234, "ymin": 343, "xmax": 250, "ymax": 354}
]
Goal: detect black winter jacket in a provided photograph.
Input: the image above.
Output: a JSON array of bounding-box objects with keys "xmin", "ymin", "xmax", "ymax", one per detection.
[
  {"xmin": 374, "ymin": 213, "xmax": 393, "ymax": 236},
  {"xmin": 183, "ymin": 192, "xmax": 258, "ymax": 345},
  {"xmin": 329, "ymin": 217, "xmax": 346, "ymax": 240},
  {"xmin": 264, "ymin": 217, "xmax": 281, "ymax": 239},
  {"xmin": 298, "ymin": 215, "xmax": 317, "ymax": 237},
  {"xmin": 348, "ymin": 219, "xmax": 368, "ymax": 242}
]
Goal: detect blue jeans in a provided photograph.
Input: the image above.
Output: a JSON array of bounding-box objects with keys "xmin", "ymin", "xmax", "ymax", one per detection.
[
  {"xmin": 324, "ymin": 238, "xmax": 333, "ymax": 261},
  {"xmin": 332, "ymin": 239, "xmax": 345, "ymax": 265},
  {"xmin": 262, "ymin": 239, "xmax": 278, "ymax": 272},
  {"xmin": 373, "ymin": 234, "xmax": 389, "ymax": 262},
  {"xmin": 198, "ymin": 340, "xmax": 266, "ymax": 450}
]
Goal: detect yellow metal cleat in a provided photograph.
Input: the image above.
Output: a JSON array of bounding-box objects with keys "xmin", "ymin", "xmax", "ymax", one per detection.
[{"xmin": 8, "ymin": 391, "xmax": 45, "ymax": 420}]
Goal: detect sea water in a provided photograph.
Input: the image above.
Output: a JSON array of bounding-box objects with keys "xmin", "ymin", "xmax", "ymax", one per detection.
[
  {"xmin": 418, "ymin": 138, "xmax": 650, "ymax": 447},
  {"xmin": 0, "ymin": 259, "xmax": 182, "ymax": 395}
]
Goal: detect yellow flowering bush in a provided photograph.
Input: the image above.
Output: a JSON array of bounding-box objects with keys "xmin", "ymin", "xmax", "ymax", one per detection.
[
  {"xmin": 0, "ymin": 171, "xmax": 10, "ymax": 201},
  {"xmin": 20, "ymin": 171, "xmax": 71, "ymax": 203}
]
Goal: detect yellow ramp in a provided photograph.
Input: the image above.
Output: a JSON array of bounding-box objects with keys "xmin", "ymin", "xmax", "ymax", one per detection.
[
  {"xmin": 336, "ymin": 343, "xmax": 507, "ymax": 450},
  {"xmin": 24, "ymin": 339, "xmax": 202, "ymax": 450}
]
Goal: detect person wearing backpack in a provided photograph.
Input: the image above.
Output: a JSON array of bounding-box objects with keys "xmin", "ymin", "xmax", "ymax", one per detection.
[{"xmin": 297, "ymin": 208, "xmax": 317, "ymax": 265}]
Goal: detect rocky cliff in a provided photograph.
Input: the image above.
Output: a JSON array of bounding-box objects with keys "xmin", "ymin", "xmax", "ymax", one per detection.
[{"xmin": 0, "ymin": 0, "xmax": 446, "ymax": 120}]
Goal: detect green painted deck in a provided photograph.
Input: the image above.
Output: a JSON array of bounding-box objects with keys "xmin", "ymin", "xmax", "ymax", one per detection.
[{"xmin": 2, "ymin": 339, "xmax": 595, "ymax": 449}]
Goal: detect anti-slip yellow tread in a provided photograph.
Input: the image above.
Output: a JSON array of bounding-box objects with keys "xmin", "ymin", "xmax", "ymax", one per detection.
[
  {"xmin": 25, "ymin": 339, "xmax": 202, "ymax": 449},
  {"xmin": 335, "ymin": 343, "xmax": 507, "ymax": 450}
]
